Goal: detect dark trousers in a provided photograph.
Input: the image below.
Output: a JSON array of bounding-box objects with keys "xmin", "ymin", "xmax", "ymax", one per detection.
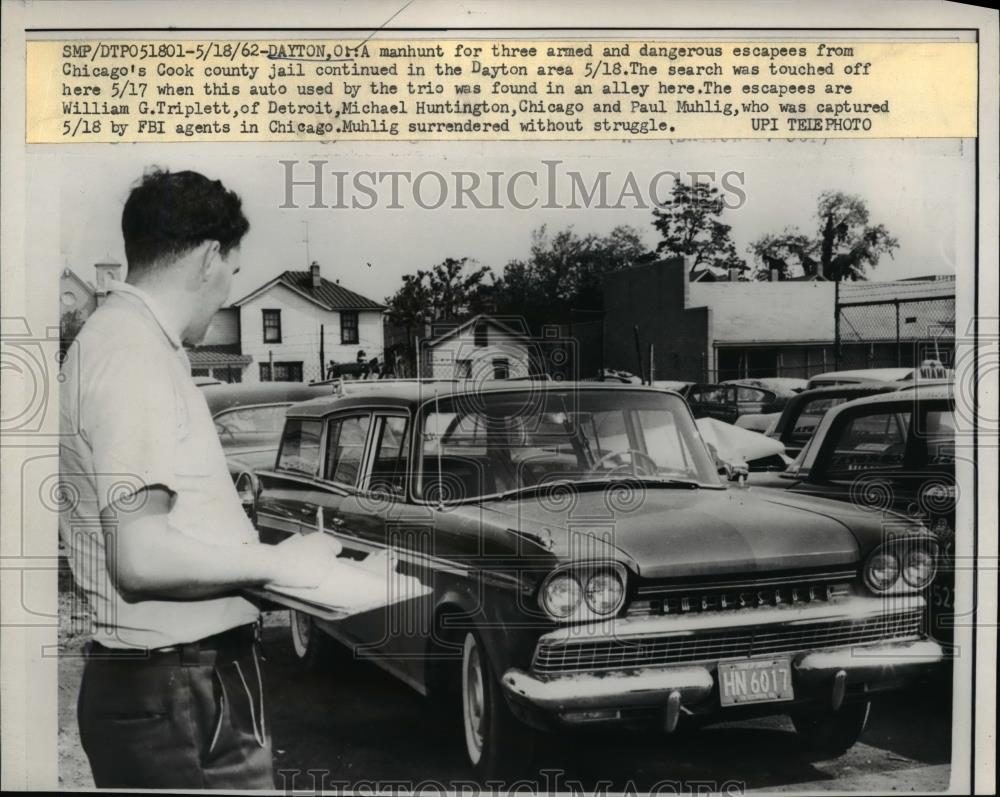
[{"xmin": 78, "ymin": 626, "xmax": 275, "ymax": 789}]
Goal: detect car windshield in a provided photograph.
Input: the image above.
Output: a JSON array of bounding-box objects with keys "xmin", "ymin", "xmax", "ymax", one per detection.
[
  {"xmin": 416, "ymin": 389, "xmax": 721, "ymax": 502},
  {"xmin": 214, "ymin": 404, "xmax": 290, "ymax": 446}
]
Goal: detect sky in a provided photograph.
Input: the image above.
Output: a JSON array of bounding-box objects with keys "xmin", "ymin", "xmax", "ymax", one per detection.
[{"xmin": 53, "ymin": 137, "xmax": 973, "ymax": 305}]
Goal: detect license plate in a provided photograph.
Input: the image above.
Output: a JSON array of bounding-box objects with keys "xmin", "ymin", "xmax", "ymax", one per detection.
[{"xmin": 718, "ymin": 658, "xmax": 794, "ymax": 706}]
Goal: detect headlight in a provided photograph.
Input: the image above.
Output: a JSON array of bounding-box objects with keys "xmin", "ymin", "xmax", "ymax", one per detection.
[
  {"xmin": 864, "ymin": 539, "xmax": 938, "ymax": 595},
  {"xmin": 541, "ymin": 573, "xmax": 582, "ymax": 619},
  {"xmin": 584, "ymin": 570, "xmax": 625, "ymax": 615},
  {"xmin": 865, "ymin": 551, "xmax": 900, "ymax": 593},
  {"xmin": 540, "ymin": 563, "xmax": 629, "ymax": 622},
  {"xmin": 902, "ymin": 548, "xmax": 936, "ymax": 589}
]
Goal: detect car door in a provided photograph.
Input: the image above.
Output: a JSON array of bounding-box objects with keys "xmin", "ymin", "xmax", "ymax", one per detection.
[
  {"xmin": 255, "ymin": 416, "xmax": 332, "ymax": 544},
  {"xmin": 333, "ymin": 413, "xmax": 438, "ymax": 681}
]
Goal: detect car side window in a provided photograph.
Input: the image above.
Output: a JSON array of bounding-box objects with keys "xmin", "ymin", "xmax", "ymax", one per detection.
[
  {"xmin": 369, "ymin": 416, "xmax": 409, "ymax": 496},
  {"xmin": 276, "ymin": 419, "xmax": 323, "ymax": 476},
  {"xmin": 826, "ymin": 411, "xmax": 911, "ymax": 476},
  {"xmin": 324, "ymin": 415, "xmax": 372, "ymax": 486}
]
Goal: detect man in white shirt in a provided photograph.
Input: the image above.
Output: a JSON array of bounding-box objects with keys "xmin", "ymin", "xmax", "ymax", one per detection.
[{"xmin": 59, "ymin": 168, "xmax": 339, "ymax": 788}]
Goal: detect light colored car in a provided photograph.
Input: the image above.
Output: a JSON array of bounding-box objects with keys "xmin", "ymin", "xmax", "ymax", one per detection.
[{"xmin": 806, "ymin": 361, "xmax": 951, "ymax": 389}]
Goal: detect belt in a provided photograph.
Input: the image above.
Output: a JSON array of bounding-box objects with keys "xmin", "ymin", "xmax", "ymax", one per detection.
[{"xmin": 87, "ymin": 623, "xmax": 258, "ymax": 666}]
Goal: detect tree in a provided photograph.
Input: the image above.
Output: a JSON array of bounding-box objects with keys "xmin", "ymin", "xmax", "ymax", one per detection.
[
  {"xmin": 749, "ymin": 191, "xmax": 899, "ymax": 281},
  {"xmin": 491, "ymin": 224, "xmax": 654, "ymax": 329},
  {"xmin": 748, "ymin": 229, "xmax": 818, "ymax": 281},
  {"xmin": 651, "ymin": 178, "xmax": 746, "ymax": 277},
  {"xmin": 816, "ymin": 191, "xmax": 899, "ymax": 281},
  {"xmin": 384, "ymin": 257, "xmax": 494, "ymax": 373}
]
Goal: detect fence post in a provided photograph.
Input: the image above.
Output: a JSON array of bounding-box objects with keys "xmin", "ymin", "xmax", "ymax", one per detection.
[
  {"xmin": 833, "ymin": 277, "xmax": 841, "ymax": 370},
  {"xmin": 894, "ymin": 299, "xmax": 901, "ymax": 367}
]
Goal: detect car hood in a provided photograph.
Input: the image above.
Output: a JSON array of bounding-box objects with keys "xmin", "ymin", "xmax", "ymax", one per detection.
[{"xmin": 476, "ymin": 486, "xmax": 861, "ymax": 579}]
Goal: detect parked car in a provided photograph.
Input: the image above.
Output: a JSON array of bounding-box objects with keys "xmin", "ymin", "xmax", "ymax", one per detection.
[
  {"xmin": 805, "ymin": 360, "xmax": 951, "ymax": 389},
  {"xmin": 754, "ymin": 384, "xmax": 956, "ymax": 646},
  {"xmin": 253, "ymin": 380, "xmax": 943, "ymax": 778},
  {"xmin": 202, "ymin": 381, "xmax": 335, "ymax": 512},
  {"xmin": 652, "ymin": 382, "xmax": 738, "ymax": 423},
  {"xmin": 766, "ymin": 383, "xmax": 901, "ymax": 460},
  {"xmin": 723, "ymin": 379, "xmax": 809, "ymax": 433}
]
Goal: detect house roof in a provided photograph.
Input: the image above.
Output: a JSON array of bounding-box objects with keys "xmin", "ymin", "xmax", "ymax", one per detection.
[
  {"xmin": 424, "ymin": 314, "xmax": 532, "ymax": 348},
  {"xmin": 233, "ymin": 270, "xmax": 386, "ymax": 311},
  {"xmin": 186, "ymin": 344, "xmax": 253, "ymax": 368}
]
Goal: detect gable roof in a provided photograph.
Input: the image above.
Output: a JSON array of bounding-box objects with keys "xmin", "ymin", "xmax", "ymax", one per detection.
[
  {"xmin": 425, "ymin": 314, "xmax": 532, "ymax": 348},
  {"xmin": 233, "ymin": 270, "xmax": 386, "ymax": 311}
]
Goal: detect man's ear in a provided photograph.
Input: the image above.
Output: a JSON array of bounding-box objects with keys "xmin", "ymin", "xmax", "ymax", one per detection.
[{"xmin": 197, "ymin": 240, "xmax": 222, "ymax": 282}]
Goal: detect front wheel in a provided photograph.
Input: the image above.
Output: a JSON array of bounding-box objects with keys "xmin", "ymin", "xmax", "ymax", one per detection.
[
  {"xmin": 791, "ymin": 700, "xmax": 871, "ymax": 756},
  {"xmin": 461, "ymin": 632, "xmax": 535, "ymax": 782},
  {"xmin": 289, "ymin": 610, "xmax": 335, "ymax": 672}
]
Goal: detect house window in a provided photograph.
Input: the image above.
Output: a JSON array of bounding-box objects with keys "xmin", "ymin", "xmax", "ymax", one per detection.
[
  {"xmin": 456, "ymin": 359, "xmax": 473, "ymax": 379},
  {"xmin": 191, "ymin": 368, "xmax": 210, "ymax": 377},
  {"xmin": 474, "ymin": 322, "xmax": 488, "ymax": 348},
  {"xmin": 262, "ymin": 309, "xmax": 282, "ymax": 343},
  {"xmin": 341, "ymin": 311, "xmax": 359, "ymax": 344},
  {"xmin": 492, "ymin": 358, "xmax": 510, "ymax": 379},
  {"xmin": 260, "ymin": 361, "xmax": 303, "ymax": 382}
]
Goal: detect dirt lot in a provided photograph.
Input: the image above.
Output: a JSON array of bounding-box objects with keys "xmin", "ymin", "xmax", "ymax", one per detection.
[{"xmin": 58, "ymin": 590, "xmax": 954, "ymax": 792}]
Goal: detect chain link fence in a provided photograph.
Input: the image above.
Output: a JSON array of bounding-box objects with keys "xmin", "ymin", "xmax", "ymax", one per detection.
[{"xmin": 835, "ymin": 296, "xmax": 955, "ymax": 371}]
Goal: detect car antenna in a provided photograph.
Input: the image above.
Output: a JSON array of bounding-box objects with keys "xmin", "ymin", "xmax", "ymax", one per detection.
[{"xmin": 435, "ymin": 388, "xmax": 444, "ymax": 511}]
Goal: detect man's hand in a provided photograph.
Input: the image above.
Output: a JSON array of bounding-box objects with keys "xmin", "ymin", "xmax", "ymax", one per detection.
[{"xmin": 267, "ymin": 532, "xmax": 343, "ymax": 589}]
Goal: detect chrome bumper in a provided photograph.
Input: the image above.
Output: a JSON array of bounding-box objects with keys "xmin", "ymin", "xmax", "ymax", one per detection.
[{"xmin": 501, "ymin": 597, "xmax": 944, "ymax": 729}]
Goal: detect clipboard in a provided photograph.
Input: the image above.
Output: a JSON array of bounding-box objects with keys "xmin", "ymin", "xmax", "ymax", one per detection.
[
  {"xmin": 249, "ymin": 551, "xmax": 432, "ymax": 621},
  {"xmin": 246, "ymin": 508, "xmax": 432, "ymax": 620}
]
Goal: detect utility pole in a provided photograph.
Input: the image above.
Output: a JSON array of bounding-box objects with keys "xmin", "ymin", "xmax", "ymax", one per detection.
[
  {"xmin": 319, "ymin": 323, "xmax": 325, "ymax": 381},
  {"xmin": 302, "ymin": 220, "xmax": 311, "ymax": 266}
]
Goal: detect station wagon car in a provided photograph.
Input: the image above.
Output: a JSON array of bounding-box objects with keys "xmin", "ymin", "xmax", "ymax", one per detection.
[
  {"xmin": 252, "ymin": 380, "xmax": 943, "ymax": 779},
  {"xmin": 754, "ymin": 385, "xmax": 957, "ymax": 646}
]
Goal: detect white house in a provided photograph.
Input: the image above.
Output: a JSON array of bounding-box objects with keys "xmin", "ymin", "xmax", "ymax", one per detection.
[
  {"xmin": 232, "ymin": 262, "xmax": 386, "ymax": 383},
  {"xmin": 420, "ymin": 315, "xmax": 535, "ymax": 380}
]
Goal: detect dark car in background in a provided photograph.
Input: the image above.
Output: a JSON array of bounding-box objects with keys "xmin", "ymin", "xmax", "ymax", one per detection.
[
  {"xmin": 755, "ymin": 385, "xmax": 956, "ymax": 646},
  {"xmin": 654, "ymin": 381, "xmax": 793, "ymax": 426},
  {"xmin": 252, "ymin": 380, "xmax": 943, "ymax": 779}
]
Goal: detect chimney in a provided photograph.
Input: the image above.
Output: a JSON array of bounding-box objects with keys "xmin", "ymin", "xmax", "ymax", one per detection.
[
  {"xmin": 309, "ymin": 261, "xmax": 321, "ymax": 288},
  {"xmin": 94, "ymin": 259, "xmax": 123, "ymax": 305},
  {"xmin": 770, "ymin": 268, "xmax": 780, "ymax": 282}
]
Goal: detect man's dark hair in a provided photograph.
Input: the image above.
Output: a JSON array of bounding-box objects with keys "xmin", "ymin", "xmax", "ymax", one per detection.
[{"xmin": 121, "ymin": 169, "xmax": 249, "ymax": 275}]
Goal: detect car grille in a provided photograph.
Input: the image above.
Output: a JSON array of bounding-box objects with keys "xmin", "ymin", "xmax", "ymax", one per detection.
[
  {"xmin": 627, "ymin": 568, "xmax": 856, "ymax": 617},
  {"xmin": 531, "ymin": 608, "xmax": 922, "ymax": 677}
]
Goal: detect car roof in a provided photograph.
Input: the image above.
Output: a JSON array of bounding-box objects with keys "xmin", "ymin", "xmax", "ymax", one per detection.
[
  {"xmin": 794, "ymin": 382, "xmax": 901, "ymax": 399},
  {"xmin": 285, "ymin": 380, "xmax": 683, "ymax": 418},
  {"xmin": 722, "ymin": 378, "xmax": 808, "ymax": 393},
  {"xmin": 834, "ymin": 383, "xmax": 955, "ymax": 407},
  {"xmin": 202, "ymin": 382, "xmax": 335, "ymax": 415},
  {"xmin": 808, "ymin": 367, "xmax": 916, "ymax": 383}
]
